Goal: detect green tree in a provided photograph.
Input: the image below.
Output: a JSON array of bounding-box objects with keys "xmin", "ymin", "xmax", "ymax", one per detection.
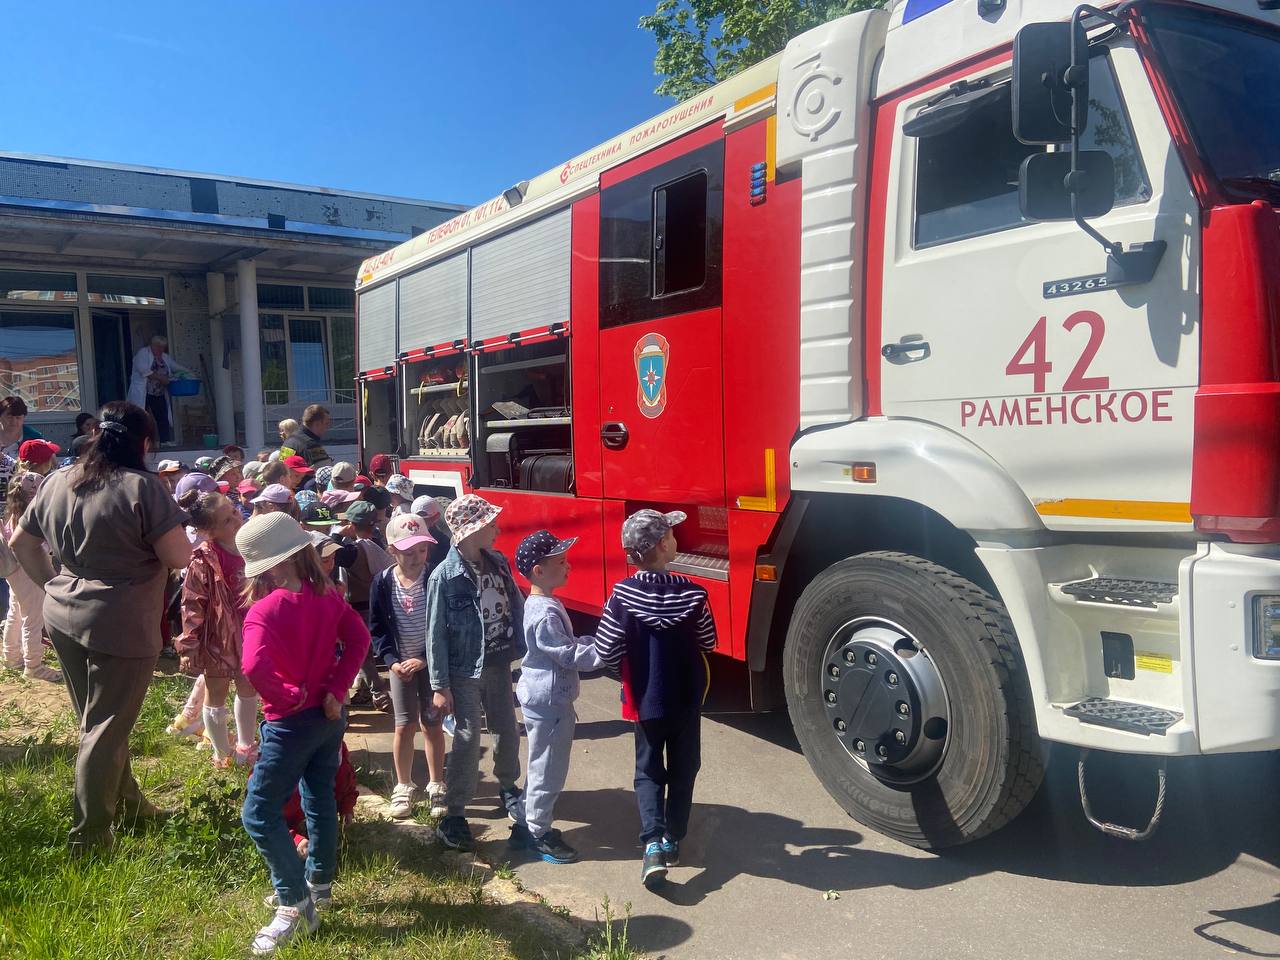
[{"xmin": 641, "ymin": 0, "xmax": 886, "ymax": 101}]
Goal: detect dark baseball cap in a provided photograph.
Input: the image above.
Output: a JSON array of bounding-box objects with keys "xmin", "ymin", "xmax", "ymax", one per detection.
[
  {"xmin": 339, "ymin": 500, "xmax": 378, "ymax": 525},
  {"xmin": 299, "ymin": 502, "xmax": 338, "ymax": 527},
  {"xmin": 515, "ymin": 529, "xmax": 578, "ymax": 578}
]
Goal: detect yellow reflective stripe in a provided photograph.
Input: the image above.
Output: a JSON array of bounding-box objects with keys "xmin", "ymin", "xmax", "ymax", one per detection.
[
  {"xmin": 734, "ymin": 83, "xmax": 777, "ymax": 113},
  {"xmin": 766, "ymin": 113, "xmax": 777, "ymax": 182},
  {"xmin": 1035, "ymin": 499, "xmax": 1193, "ymax": 523},
  {"xmin": 737, "ymin": 448, "xmax": 778, "ymax": 513}
]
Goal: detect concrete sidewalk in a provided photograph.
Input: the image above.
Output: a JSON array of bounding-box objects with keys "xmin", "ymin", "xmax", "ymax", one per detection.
[{"xmin": 348, "ymin": 672, "xmax": 1280, "ymax": 960}]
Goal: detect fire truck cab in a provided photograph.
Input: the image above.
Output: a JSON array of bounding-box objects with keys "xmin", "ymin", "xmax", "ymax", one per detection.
[{"xmin": 356, "ymin": 0, "xmax": 1280, "ymax": 847}]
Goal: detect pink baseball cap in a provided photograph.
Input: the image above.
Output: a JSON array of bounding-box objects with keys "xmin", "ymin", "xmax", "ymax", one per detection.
[
  {"xmin": 386, "ymin": 513, "xmax": 436, "ymax": 550},
  {"xmin": 251, "ymin": 483, "xmax": 293, "ymax": 505}
]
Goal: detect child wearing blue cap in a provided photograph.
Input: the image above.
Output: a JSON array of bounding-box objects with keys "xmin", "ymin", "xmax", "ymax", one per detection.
[{"xmin": 509, "ymin": 529, "xmax": 602, "ymax": 864}]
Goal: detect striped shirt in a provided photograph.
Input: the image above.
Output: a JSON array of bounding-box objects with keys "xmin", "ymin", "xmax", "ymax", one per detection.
[
  {"xmin": 390, "ymin": 569, "xmax": 428, "ymax": 659},
  {"xmin": 594, "ymin": 570, "xmax": 716, "ymax": 721}
]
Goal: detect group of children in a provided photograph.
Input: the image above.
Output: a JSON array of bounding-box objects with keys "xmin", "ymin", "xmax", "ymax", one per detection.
[
  {"xmin": 149, "ymin": 438, "xmax": 716, "ymax": 954},
  {"xmin": 1, "ymin": 438, "xmax": 65, "ymax": 683}
]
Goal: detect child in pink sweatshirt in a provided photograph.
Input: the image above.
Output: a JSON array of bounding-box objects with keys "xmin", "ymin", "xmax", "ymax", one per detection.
[{"xmin": 234, "ymin": 513, "xmax": 370, "ymax": 957}]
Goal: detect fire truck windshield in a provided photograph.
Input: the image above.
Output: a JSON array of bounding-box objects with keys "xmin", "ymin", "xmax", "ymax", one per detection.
[{"xmin": 1144, "ymin": 5, "xmax": 1280, "ymax": 202}]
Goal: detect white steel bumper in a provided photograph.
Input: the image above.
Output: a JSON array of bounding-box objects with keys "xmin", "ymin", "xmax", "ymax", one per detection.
[{"xmin": 1188, "ymin": 542, "xmax": 1280, "ymax": 753}]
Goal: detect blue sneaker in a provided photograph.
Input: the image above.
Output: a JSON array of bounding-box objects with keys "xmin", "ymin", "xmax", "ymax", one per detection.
[
  {"xmin": 641, "ymin": 841, "xmax": 667, "ymax": 889},
  {"xmin": 660, "ymin": 836, "xmax": 679, "ymax": 867},
  {"xmin": 531, "ymin": 828, "xmax": 578, "ymax": 864}
]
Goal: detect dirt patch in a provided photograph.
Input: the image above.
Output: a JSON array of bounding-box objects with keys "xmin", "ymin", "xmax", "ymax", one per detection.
[{"xmin": 0, "ymin": 672, "xmax": 72, "ymax": 741}]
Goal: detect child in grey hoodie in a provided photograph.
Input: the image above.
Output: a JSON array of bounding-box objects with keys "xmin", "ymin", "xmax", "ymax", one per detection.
[{"xmin": 510, "ymin": 529, "xmax": 602, "ymax": 863}]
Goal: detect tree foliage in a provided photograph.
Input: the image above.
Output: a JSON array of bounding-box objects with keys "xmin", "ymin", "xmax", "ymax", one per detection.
[{"xmin": 641, "ymin": 0, "xmax": 886, "ymax": 101}]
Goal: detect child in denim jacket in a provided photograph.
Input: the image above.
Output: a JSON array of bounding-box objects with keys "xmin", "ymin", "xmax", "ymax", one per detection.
[{"xmin": 424, "ymin": 494, "xmax": 526, "ymax": 851}]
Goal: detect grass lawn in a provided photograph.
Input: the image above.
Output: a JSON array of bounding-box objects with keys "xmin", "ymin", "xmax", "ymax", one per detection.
[{"xmin": 0, "ymin": 673, "xmax": 634, "ymax": 960}]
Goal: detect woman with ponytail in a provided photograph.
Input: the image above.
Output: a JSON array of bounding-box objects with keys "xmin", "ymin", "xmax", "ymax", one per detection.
[{"xmin": 9, "ymin": 401, "xmax": 192, "ymax": 856}]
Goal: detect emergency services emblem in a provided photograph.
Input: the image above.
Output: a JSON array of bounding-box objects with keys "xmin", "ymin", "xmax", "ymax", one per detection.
[{"xmin": 634, "ymin": 333, "xmax": 670, "ymax": 419}]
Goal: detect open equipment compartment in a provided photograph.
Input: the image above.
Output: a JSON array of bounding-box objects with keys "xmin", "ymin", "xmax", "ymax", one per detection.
[
  {"xmin": 403, "ymin": 351, "xmax": 470, "ymax": 458},
  {"xmin": 472, "ymin": 336, "xmax": 572, "ymax": 493}
]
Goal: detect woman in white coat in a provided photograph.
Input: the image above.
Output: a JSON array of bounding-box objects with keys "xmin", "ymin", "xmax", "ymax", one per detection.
[{"xmin": 128, "ymin": 335, "xmax": 188, "ymax": 444}]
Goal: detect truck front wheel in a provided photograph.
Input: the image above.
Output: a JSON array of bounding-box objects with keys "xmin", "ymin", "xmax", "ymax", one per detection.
[{"xmin": 783, "ymin": 551, "xmax": 1044, "ymax": 848}]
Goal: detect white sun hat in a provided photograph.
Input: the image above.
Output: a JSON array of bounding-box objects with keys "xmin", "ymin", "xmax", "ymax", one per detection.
[{"xmin": 235, "ymin": 512, "xmax": 314, "ymax": 578}]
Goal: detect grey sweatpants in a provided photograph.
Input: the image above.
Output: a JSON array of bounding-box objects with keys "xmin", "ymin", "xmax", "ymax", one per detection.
[
  {"xmin": 444, "ymin": 659, "xmax": 521, "ymax": 818},
  {"xmin": 518, "ymin": 703, "xmax": 576, "ymax": 838},
  {"xmin": 49, "ymin": 628, "xmax": 157, "ymax": 846}
]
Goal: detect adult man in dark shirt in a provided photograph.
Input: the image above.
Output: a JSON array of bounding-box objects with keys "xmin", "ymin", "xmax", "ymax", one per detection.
[{"xmin": 279, "ymin": 404, "xmax": 334, "ymax": 469}]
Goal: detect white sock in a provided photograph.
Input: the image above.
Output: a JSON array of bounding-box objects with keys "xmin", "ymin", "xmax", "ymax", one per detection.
[
  {"xmin": 182, "ymin": 675, "xmax": 207, "ymax": 719},
  {"xmin": 203, "ymin": 706, "xmax": 232, "ymax": 760},
  {"xmin": 234, "ymin": 695, "xmax": 259, "ymax": 749}
]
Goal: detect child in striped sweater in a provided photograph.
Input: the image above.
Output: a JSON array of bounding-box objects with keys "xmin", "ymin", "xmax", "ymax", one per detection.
[{"xmin": 595, "ymin": 509, "xmax": 716, "ymax": 891}]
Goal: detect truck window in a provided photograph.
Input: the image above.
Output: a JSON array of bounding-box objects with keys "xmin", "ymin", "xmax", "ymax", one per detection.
[
  {"xmin": 913, "ymin": 53, "xmax": 1149, "ymax": 249},
  {"xmin": 600, "ymin": 138, "xmax": 724, "ymax": 327}
]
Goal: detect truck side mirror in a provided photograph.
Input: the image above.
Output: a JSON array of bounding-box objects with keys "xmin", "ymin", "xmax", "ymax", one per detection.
[
  {"xmin": 1012, "ymin": 21, "xmax": 1089, "ymax": 144},
  {"xmin": 1019, "ymin": 150, "xmax": 1115, "ymax": 221}
]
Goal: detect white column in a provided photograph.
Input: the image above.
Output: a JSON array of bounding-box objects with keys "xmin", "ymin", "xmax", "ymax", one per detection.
[
  {"xmin": 206, "ymin": 272, "xmax": 236, "ymax": 445},
  {"xmin": 236, "ymin": 259, "xmax": 265, "ymax": 453}
]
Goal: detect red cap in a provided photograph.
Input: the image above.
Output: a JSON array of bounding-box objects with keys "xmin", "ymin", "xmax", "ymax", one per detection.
[
  {"xmin": 355, "ymin": 474, "xmax": 373, "ymax": 488},
  {"xmin": 283, "ymin": 455, "xmax": 313, "ymax": 474},
  {"xmin": 236, "ymin": 479, "xmax": 259, "ymax": 495},
  {"xmin": 368, "ymin": 453, "xmax": 392, "ymax": 476},
  {"xmin": 18, "ymin": 439, "xmax": 60, "ymax": 464}
]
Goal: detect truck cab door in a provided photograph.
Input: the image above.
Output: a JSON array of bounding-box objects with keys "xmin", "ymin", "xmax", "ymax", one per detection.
[
  {"xmin": 596, "ymin": 134, "xmax": 727, "ymax": 506},
  {"xmin": 876, "ymin": 46, "xmax": 1200, "ymax": 531}
]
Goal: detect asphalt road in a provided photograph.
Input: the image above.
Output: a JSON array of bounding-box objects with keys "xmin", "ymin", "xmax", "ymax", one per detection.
[{"xmin": 347, "ymin": 672, "xmax": 1280, "ymax": 960}]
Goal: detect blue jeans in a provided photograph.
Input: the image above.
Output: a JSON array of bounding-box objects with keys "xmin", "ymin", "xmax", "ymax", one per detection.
[{"xmin": 241, "ymin": 706, "xmax": 346, "ymax": 906}]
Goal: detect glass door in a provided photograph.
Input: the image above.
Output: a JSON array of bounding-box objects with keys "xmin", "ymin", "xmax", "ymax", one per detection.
[
  {"xmin": 288, "ymin": 316, "xmax": 330, "ymax": 404},
  {"xmin": 92, "ymin": 310, "xmax": 129, "ymax": 404}
]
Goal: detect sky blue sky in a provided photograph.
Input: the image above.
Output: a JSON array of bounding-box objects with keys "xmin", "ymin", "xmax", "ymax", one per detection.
[{"xmin": 4, "ymin": 1, "xmax": 671, "ymax": 208}]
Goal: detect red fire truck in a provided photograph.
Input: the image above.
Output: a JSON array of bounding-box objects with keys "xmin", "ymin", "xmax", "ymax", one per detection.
[{"xmin": 355, "ymin": 0, "xmax": 1280, "ymax": 847}]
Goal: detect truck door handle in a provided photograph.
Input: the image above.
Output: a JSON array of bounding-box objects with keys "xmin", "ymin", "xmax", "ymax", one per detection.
[
  {"xmin": 601, "ymin": 422, "xmax": 629, "ymax": 450},
  {"xmin": 881, "ymin": 339, "xmax": 931, "ymax": 362}
]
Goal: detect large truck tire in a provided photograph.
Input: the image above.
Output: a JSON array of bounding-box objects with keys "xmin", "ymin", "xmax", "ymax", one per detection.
[{"xmin": 783, "ymin": 551, "xmax": 1044, "ymax": 848}]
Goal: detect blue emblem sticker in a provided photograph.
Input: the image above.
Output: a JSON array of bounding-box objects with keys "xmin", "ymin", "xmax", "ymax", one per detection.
[{"xmin": 634, "ymin": 332, "xmax": 670, "ymax": 419}]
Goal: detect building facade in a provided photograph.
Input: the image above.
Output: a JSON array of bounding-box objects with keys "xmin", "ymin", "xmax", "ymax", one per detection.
[{"xmin": 0, "ymin": 153, "xmax": 462, "ymax": 451}]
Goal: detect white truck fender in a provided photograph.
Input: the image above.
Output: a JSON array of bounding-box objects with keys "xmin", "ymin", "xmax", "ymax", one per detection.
[{"xmin": 789, "ymin": 418, "xmax": 1045, "ymax": 535}]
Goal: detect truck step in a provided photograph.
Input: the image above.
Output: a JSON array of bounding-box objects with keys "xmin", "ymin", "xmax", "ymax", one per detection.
[
  {"xmin": 1065, "ymin": 698, "xmax": 1182, "ymax": 736},
  {"xmin": 1058, "ymin": 577, "xmax": 1177, "ymax": 608},
  {"xmin": 668, "ymin": 551, "xmax": 730, "ymax": 582}
]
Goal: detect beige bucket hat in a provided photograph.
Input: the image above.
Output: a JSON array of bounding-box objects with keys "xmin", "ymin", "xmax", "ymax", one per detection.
[{"xmin": 235, "ymin": 512, "xmax": 314, "ymax": 578}]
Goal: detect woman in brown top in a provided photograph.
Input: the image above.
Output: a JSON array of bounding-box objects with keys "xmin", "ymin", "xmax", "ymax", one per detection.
[{"xmin": 10, "ymin": 401, "xmax": 192, "ymax": 856}]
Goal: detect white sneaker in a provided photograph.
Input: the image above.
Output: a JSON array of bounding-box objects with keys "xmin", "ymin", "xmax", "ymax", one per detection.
[
  {"xmin": 389, "ymin": 783, "xmax": 417, "ymax": 820},
  {"xmin": 427, "ymin": 781, "xmax": 447, "ymax": 818},
  {"xmin": 251, "ymin": 900, "xmax": 318, "ymax": 955}
]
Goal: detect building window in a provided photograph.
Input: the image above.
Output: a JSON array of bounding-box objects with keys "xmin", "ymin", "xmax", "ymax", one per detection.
[
  {"xmin": 289, "ymin": 316, "xmax": 330, "ymax": 403},
  {"xmin": 330, "ymin": 315, "xmax": 355, "ymax": 402},
  {"xmin": 86, "ymin": 274, "xmax": 165, "ymax": 306},
  {"xmin": 308, "ymin": 286, "xmax": 355, "ymax": 312},
  {"xmin": 0, "ymin": 309, "xmax": 80, "ymax": 412},
  {"xmin": 258, "ymin": 283, "xmax": 305, "ymax": 310},
  {"xmin": 0, "ymin": 270, "xmax": 77, "ymax": 303},
  {"xmin": 260, "ymin": 313, "xmax": 290, "ymax": 398}
]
